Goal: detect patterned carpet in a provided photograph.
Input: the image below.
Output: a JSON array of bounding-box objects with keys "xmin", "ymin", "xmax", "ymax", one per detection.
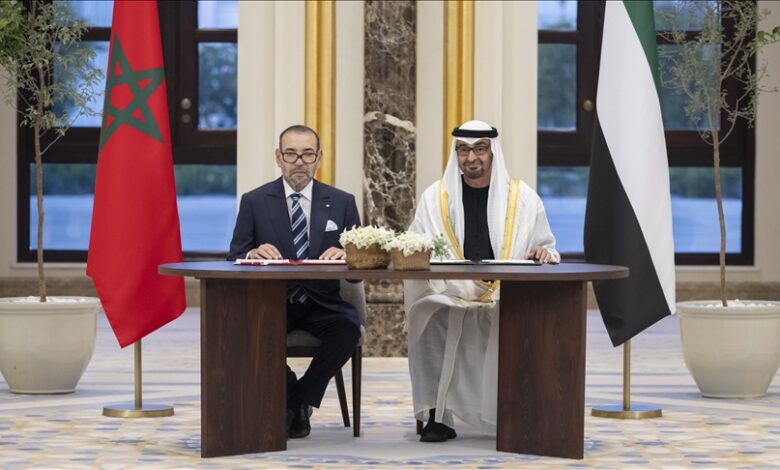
[{"xmin": 1, "ymin": 310, "xmax": 779, "ymax": 468}]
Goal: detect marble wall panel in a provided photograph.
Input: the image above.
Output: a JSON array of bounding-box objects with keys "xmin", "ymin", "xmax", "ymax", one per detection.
[
  {"xmin": 363, "ymin": 279, "xmax": 405, "ymax": 356},
  {"xmin": 363, "ymin": 0, "xmax": 416, "ymax": 230},
  {"xmin": 364, "ymin": 302, "xmax": 407, "ymax": 357},
  {"xmin": 365, "ymin": 279, "xmax": 403, "ymax": 303}
]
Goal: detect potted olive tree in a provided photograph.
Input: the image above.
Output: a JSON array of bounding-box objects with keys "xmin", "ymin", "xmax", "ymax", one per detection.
[
  {"xmin": 659, "ymin": 0, "xmax": 780, "ymax": 398},
  {"xmin": 0, "ymin": 0, "xmax": 103, "ymax": 393}
]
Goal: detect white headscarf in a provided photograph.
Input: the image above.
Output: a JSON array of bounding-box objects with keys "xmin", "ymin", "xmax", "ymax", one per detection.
[{"xmin": 441, "ymin": 120, "xmax": 511, "ymax": 259}]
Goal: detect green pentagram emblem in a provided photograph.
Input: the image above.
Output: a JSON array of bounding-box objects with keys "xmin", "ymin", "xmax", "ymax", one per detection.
[{"xmin": 99, "ymin": 35, "xmax": 166, "ymax": 152}]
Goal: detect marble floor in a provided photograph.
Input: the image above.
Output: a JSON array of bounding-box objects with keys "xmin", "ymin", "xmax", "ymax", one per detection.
[{"xmin": 1, "ymin": 309, "xmax": 779, "ymax": 469}]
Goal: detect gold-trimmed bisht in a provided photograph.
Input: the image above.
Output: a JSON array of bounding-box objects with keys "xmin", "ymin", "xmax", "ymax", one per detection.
[{"xmin": 437, "ymin": 178, "xmax": 520, "ymax": 303}]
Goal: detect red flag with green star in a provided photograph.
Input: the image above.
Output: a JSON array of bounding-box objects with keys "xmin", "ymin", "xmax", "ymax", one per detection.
[{"xmin": 87, "ymin": 0, "xmax": 186, "ymax": 347}]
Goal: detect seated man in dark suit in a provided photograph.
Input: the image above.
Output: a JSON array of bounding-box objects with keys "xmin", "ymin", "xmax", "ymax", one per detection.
[{"xmin": 227, "ymin": 124, "xmax": 361, "ymax": 439}]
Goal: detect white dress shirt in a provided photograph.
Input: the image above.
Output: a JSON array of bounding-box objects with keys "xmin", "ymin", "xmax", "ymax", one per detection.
[{"xmin": 281, "ymin": 178, "xmax": 312, "ymax": 240}]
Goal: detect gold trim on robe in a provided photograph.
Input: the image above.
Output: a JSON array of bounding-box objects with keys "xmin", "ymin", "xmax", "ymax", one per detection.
[{"xmin": 438, "ymin": 178, "xmax": 521, "ymax": 302}]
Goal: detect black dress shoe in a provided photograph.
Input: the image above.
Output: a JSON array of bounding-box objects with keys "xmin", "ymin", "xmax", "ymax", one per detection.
[
  {"xmin": 287, "ymin": 404, "xmax": 310, "ymax": 434},
  {"xmin": 289, "ymin": 403, "xmax": 312, "ymax": 439},
  {"xmin": 419, "ymin": 421, "xmax": 457, "ymax": 442}
]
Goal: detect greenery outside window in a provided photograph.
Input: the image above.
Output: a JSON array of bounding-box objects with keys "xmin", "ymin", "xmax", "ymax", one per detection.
[
  {"xmin": 17, "ymin": 0, "xmax": 238, "ymax": 262},
  {"xmin": 536, "ymin": 0, "xmax": 754, "ymax": 265}
]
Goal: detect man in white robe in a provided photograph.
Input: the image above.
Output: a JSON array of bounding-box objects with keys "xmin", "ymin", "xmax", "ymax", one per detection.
[{"xmin": 405, "ymin": 120, "xmax": 560, "ymax": 442}]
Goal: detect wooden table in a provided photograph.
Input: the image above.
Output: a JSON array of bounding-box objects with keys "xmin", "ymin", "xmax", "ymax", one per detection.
[{"xmin": 159, "ymin": 261, "xmax": 627, "ymax": 459}]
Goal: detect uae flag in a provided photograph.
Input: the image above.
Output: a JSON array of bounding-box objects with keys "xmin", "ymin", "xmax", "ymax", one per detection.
[
  {"xmin": 584, "ymin": 0, "xmax": 676, "ymax": 346},
  {"xmin": 87, "ymin": 1, "xmax": 186, "ymax": 347}
]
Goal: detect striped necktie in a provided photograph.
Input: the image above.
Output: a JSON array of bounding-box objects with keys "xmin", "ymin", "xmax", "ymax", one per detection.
[
  {"xmin": 289, "ymin": 193, "xmax": 309, "ymax": 303},
  {"xmin": 290, "ymin": 193, "xmax": 309, "ymax": 259}
]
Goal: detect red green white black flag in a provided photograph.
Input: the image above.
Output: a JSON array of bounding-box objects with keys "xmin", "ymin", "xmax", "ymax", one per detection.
[{"xmin": 584, "ymin": 0, "xmax": 676, "ymax": 346}]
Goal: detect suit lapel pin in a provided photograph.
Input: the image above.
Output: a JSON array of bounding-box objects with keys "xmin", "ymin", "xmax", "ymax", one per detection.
[{"xmin": 325, "ymin": 203, "xmax": 331, "ymax": 208}]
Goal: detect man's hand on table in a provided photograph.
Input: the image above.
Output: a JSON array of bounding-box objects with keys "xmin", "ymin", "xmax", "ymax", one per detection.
[
  {"xmin": 525, "ymin": 246, "xmax": 559, "ymax": 264},
  {"xmin": 320, "ymin": 247, "xmax": 346, "ymax": 260},
  {"xmin": 248, "ymin": 243, "xmax": 283, "ymax": 259}
]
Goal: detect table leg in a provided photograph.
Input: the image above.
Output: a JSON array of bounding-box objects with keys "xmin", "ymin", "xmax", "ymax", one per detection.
[
  {"xmin": 497, "ymin": 281, "xmax": 588, "ymax": 459},
  {"xmin": 200, "ymin": 278, "xmax": 287, "ymax": 457}
]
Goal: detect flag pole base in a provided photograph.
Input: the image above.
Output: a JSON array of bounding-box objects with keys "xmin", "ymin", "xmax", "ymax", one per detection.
[
  {"xmin": 591, "ymin": 404, "xmax": 661, "ymax": 419},
  {"xmin": 102, "ymin": 403, "xmax": 174, "ymax": 418}
]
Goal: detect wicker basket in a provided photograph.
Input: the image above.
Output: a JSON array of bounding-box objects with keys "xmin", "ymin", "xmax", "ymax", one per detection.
[
  {"xmin": 345, "ymin": 243, "xmax": 390, "ymax": 269},
  {"xmin": 391, "ymin": 249, "xmax": 431, "ymax": 271}
]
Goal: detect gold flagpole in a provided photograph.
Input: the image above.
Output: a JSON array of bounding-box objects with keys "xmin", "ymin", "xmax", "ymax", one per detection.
[
  {"xmin": 103, "ymin": 339, "xmax": 174, "ymax": 418},
  {"xmin": 591, "ymin": 339, "xmax": 662, "ymax": 419}
]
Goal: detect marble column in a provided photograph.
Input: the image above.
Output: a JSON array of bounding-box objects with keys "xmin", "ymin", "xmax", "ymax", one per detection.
[
  {"xmin": 363, "ymin": 1, "xmax": 416, "ymax": 357},
  {"xmin": 363, "ymin": 0, "xmax": 416, "ymax": 230}
]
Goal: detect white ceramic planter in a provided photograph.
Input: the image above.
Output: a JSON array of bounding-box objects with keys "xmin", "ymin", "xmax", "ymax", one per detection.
[
  {"xmin": 0, "ymin": 296, "xmax": 100, "ymax": 394},
  {"xmin": 677, "ymin": 300, "xmax": 780, "ymax": 398}
]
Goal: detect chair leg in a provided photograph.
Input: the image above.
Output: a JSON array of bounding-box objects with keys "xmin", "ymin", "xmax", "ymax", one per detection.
[
  {"xmin": 352, "ymin": 346, "xmax": 362, "ymax": 437},
  {"xmin": 334, "ymin": 369, "xmax": 351, "ymax": 428}
]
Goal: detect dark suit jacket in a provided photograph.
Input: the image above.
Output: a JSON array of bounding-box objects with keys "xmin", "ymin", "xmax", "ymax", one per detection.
[{"xmin": 228, "ymin": 177, "xmax": 361, "ymax": 320}]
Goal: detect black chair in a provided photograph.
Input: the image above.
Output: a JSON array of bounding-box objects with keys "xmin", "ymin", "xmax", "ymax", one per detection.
[{"xmin": 286, "ymin": 280, "xmax": 366, "ymax": 437}]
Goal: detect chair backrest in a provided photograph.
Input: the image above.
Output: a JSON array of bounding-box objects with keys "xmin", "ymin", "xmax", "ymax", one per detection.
[{"xmin": 339, "ymin": 280, "xmax": 367, "ymax": 326}]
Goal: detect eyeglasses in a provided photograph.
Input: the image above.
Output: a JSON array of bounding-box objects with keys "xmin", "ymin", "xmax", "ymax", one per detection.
[
  {"xmin": 455, "ymin": 144, "xmax": 490, "ymax": 157},
  {"xmin": 281, "ymin": 150, "xmax": 319, "ymax": 164}
]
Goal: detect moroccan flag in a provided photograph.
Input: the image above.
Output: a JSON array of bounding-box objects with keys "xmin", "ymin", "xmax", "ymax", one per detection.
[
  {"xmin": 87, "ymin": 0, "xmax": 186, "ymax": 347},
  {"xmin": 584, "ymin": 0, "xmax": 676, "ymax": 346}
]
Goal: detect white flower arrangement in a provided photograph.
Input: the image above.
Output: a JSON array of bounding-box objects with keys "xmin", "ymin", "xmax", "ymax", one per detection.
[
  {"xmin": 339, "ymin": 225, "xmax": 395, "ymax": 249},
  {"xmin": 384, "ymin": 231, "xmax": 432, "ymax": 256},
  {"xmin": 385, "ymin": 231, "xmax": 450, "ymax": 257}
]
